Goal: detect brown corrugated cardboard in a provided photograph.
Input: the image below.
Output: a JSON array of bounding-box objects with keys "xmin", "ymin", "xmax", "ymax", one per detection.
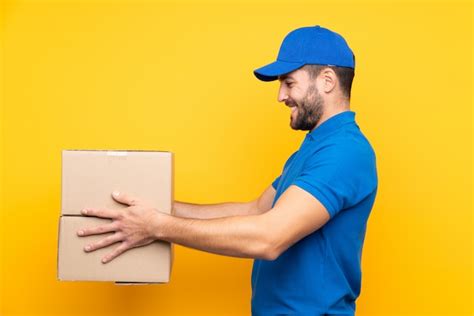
[
  {"xmin": 61, "ymin": 150, "xmax": 173, "ymax": 216},
  {"xmin": 57, "ymin": 150, "xmax": 174, "ymax": 284},
  {"xmin": 58, "ymin": 216, "xmax": 172, "ymax": 283}
]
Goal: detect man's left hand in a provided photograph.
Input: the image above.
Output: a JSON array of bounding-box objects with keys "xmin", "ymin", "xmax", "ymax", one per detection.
[{"xmin": 77, "ymin": 191, "xmax": 162, "ymax": 264}]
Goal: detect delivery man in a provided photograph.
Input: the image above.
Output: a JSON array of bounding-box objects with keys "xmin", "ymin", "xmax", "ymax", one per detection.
[{"xmin": 77, "ymin": 25, "xmax": 378, "ymax": 315}]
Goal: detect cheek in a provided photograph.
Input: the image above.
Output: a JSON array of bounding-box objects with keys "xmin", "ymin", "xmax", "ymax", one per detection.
[
  {"xmin": 290, "ymin": 94, "xmax": 304, "ymax": 106},
  {"xmin": 290, "ymin": 87, "xmax": 305, "ymax": 101}
]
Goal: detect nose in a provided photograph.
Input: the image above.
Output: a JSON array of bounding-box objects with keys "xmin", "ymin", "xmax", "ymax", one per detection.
[{"xmin": 278, "ymin": 83, "xmax": 288, "ymax": 103}]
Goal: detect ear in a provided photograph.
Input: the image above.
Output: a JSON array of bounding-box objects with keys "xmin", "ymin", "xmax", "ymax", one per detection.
[{"xmin": 318, "ymin": 67, "xmax": 337, "ymax": 94}]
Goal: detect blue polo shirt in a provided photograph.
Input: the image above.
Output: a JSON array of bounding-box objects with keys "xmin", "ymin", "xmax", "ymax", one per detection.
[{"xmin": 251, "ymin": 110, "xmax": 378, "ymax": 315}]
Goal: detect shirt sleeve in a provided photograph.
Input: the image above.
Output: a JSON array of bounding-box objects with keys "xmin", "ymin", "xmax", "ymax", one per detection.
[
  {"xmin": 272, "ymin": 175, "xmax": 281, "ymax": 190},
  {"xmin": 291, "ymin": 142, "xmax": 378, "ymax": 218}
]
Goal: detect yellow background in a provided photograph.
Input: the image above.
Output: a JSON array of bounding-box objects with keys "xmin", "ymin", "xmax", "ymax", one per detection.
[{"xmin": 1, "ymin": 0, "xmax": 472, "ymax": 315}]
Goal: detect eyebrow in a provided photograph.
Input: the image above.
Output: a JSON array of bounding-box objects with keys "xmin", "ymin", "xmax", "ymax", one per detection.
[{"xmin": 279, "ymin": 74, "xmax": 295, "ymax": 82}]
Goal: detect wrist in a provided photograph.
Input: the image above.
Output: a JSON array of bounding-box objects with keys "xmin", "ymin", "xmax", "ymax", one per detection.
[{"xmin": 153, "ymin": 211, "xmax": 171, "ymax": 240}]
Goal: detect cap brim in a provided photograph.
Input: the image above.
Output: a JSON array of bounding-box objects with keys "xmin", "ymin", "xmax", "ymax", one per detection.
[{"xmin": 254, "ymin": 60, "xmax": 305, "ymax": 82}]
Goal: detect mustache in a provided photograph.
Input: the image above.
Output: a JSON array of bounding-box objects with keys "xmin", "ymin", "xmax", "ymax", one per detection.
[{"xmin": 285, "ymin": 99, "xmax": 298, "ymax": 107}]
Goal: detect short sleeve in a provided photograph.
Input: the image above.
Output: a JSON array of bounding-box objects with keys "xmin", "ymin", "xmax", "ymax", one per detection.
[
  {"xmin": 292, "ymin": 143, "xmax": 377, "ymax": 218},
  {"xmin": 272, "ymin": 175, "xmax": 281, "ymax": 190}
]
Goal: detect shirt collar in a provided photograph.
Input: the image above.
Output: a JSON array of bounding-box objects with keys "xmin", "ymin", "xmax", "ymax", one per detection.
[{"xmin": 306, "ymin": 110, "xmax": 356, "ymax": 141}]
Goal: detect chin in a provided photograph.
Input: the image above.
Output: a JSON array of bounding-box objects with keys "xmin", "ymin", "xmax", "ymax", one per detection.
[
  {"xmin": 290, "ymin": 121, "xmax": 314, "ymax": 131},
  {"xmin": 290, "ymin": 123, "xmax": 303, "ymax": 131}
]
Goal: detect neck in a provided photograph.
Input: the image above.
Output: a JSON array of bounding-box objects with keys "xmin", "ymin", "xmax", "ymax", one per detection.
[{"xmin": 312, "ymin": 100, "xmax": 350, "ymax": 131}]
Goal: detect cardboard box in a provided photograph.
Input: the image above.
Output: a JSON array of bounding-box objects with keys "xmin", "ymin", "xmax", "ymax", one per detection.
[{"xmin": 57, "ymin": 150, "xmax": 174, "ymax": 284}]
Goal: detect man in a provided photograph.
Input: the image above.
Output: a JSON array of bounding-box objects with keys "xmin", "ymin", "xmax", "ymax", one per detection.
[{"xmin": 77, "ymin": 25, "xmax": 378, "ymax": 315}]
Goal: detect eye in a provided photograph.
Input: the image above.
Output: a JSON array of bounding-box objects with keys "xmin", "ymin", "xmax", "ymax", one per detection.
[{"xmin": 285, "ymin": 81, "xmax": 294, "ymax": 87}]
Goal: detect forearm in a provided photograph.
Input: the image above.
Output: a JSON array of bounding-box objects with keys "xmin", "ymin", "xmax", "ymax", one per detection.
[
  {"xmin": 154, "ymin": 212, "xmax": 275, "ymax": 260},
  {"xmin": 173, "ymin": 200, "xmax": 257, "ymax": 219}
]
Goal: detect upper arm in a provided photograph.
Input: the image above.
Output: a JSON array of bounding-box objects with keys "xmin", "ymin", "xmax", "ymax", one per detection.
[
  {"xmin": 252, "ymin": 150, "xmax": 299, "ymax": 215},
  {"xmin": 260, "ymin": 185, "xmax": 330, "ymax": 259},
  {"xmin": 291, "ymin": 142, "xmax": 377, "ymax": 218},
  {"xmin": 259, "ymin": 142, "xmax": 377, "ymax": 259},
  {"xmin": 250, "ymin": 185, "xmax": 277, "ymax": 215}
]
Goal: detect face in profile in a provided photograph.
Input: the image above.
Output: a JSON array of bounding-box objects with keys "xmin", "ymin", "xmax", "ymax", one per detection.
[{"xmin": 278, "ymin": 68, "xmax": 324, "ymax": 131}]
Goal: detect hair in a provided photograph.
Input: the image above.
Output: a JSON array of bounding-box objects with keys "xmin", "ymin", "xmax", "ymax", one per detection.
[{"xmin": 302, "ymin": 64, "xmax": 355, "ymax": 100}]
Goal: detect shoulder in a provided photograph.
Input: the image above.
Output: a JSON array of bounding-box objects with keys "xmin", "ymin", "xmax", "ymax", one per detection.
[{"xmin": 307, "ymin": 129, "xmax": 376, "ymax": 169}]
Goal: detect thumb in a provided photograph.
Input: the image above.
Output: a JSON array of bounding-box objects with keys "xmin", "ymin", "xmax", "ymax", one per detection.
[{"xmin": 111, "ymin": 191, "xmax": 139, "ymax": 206}]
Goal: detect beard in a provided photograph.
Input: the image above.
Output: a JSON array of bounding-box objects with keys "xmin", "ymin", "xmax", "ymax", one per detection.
[{"xmin": 287, "ymin": 84, "xmax": 324, "ymax": 131}]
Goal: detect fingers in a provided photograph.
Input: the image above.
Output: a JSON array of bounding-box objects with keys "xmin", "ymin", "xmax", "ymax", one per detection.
[
  {"xmin": 102, "ymin": 242, "xmax": 130, "ymax": 264},
  {"xmin": 77, "ymin": 222, "xmax": 119, "ymax": 237},
  {"xmin": 81, "ymin": 207, "xmax": 120, "ymax": 219},
  {"xmin": 111, "ymin": 191, "xmax": 140, "ymax": 206},
  {"xmin": 83, "ymin": 233, "xmax": 124, "ymax": 253}
]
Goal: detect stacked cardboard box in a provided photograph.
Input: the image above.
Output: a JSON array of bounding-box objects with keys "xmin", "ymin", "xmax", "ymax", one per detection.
[{"xmin": 57, "ymin": 150, "xmax": 174, "ymax": 284}]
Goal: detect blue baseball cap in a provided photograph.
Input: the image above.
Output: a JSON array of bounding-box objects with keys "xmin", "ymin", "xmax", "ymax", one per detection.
[{"xmin": 254, "ymin": 25, "xmax": 355, "ymax": 81}]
